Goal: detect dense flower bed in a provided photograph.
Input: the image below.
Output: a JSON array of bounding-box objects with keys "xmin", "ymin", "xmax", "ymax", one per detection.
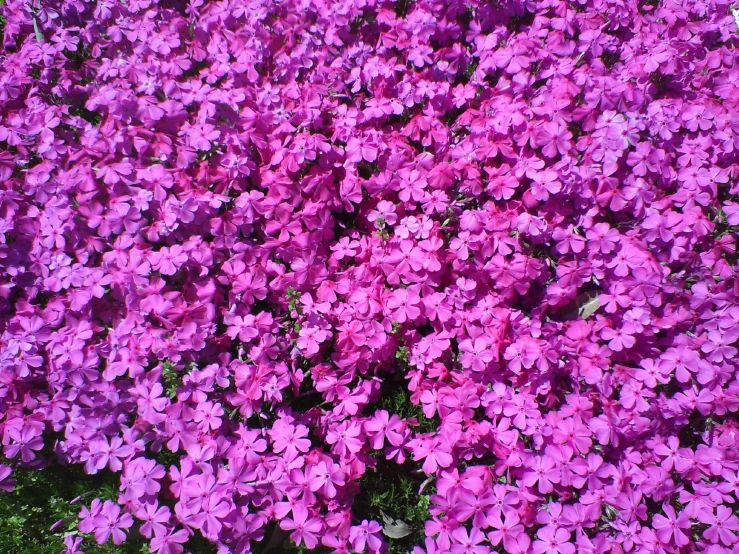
[{"xmin": 1, "ymin": 0, "xmax": 739, "ymax": 553}]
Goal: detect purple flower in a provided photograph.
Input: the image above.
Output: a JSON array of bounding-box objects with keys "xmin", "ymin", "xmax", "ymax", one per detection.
[
  {"xmin": 532, "ymin": 526, "xmax": 575, "ymax": 554},
  {"xmin": 348, "ymin": 519, "xmax": 383, "ymax": 553},
  {"xmin": 91, "ymin": 500, "xmax": 133, "ymax": 545},
  {"xmin": 3, "ymin": 425, "xmax": 43, "ymax": 463},
  {"xmin": 698, "ymin": 505, "xmax": 739, "ymax": 546},
  {"xmin": 652, "ymin": 505, "xmax": 692, "ymax": 547},
  {"xmin": 0, "ymin": 0, "xmax": 738, "ymax": 552},
  {"xmin": 281, "ymin": 504, "xmax": 323, "ymax": 549}
]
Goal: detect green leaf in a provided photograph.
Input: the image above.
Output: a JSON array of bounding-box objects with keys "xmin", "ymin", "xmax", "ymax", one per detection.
[
  {"xmin": 33, "ymin": 17, "xmax": 43, "ymax": 43},
  {"xmin": 380, "ymin": 510, "xmax": 412, "ymax": 539},
  {"xmin": 578, "ymin": 294, "xmax": 600, "ymax": 319}
]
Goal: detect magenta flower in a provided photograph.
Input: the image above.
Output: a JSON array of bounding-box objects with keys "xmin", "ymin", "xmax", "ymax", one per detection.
[
  {"xmin": 149, "ymin": 528, "xmax": 189, "ymax": 554},
  {"xmin": 348, "ymin": 520, "xmax": 383, "ymax": 553},
  {"xmin": 698, "ymin": 506, "xmax": 739, "ymax": 546},
  {"xmin": 652, "ymin": 505, "xmax": 692, "ymax": 547},
  {"xmin": 504, "ymin": 338, "xmax": 540, "ymax": 374},
  {"xmin": 61, "ymin": 535, "xmax": 84, "ymax": 554},
  {"xmin": 307, "ymin": 461, "xmax": 345, "ymax": 498},
  {"xmin": 386, "ymin": 287, "xmax": 422, "ymax": 323},
  {"xmin": 412, "ymin": 436, "xmax": 454, "ymax": 474},
  {"xmin": 192, "ymin": 401, "xmax": 224, "ymax": 432},
  {"xmin": 91, "ymin": 500, "xmax": 133, "ymax": 545},
  {"xmin": 345, "ymin": 135, "xmax": 379, "ymax": 164},
  {"xmin": 487, "ymin": 511, "xmax": 525, "ymax": 549},
  {"xmin": 0, "ymin": 465, "xmax": 14, "ymax": 492},
  {"xmin": 194, "ymin": 497, "xmax": 231, "ymax": 538},
  {"xmin": 1, "ymin": 1, "xmax": 738, "ymax": 552},
  {"xmin": 522, "ymin": 455, "xmax": 561, "ymax": 494},
  {"xmin": 364, "ymin": 410, "xmax": 406, "ymax": 450},
  {"xmin": 701, "ymin": 329, "xmax": 739, "ymax": 363},
  {"xmin": 3, "ymin": 426, "xmax": 43, "ymax": 463},
  {"xmin": 532, "ymin": 526, "xmax": 575, "ymax": 554},
  {"xmin": 270, "ymin": 421, "xmax": 311, "ymax": 460},
  {"xmin": 150, "ymin": 245, "xmax": 188, "ymax": 276},
  {"xmin": 459, "ymin": 337, "xmax": 496, "ymax": 373},
  {"xmin": 136, "ymin": 503, "xmax": 171, "ymax": 539},
  {"xmin": 326, "ymin": 421, "xmax": 364, "ymax": 458},
  {"xmin": 281, "ymin": 504, "xmax": 323, "ymax": 549},
  {"xmin": 297, "ymin": 325, "xmax": 330, "ymax": 356},
  {"xmin": 450, "ymin": 526, "xmax": 489, "ymax": 554}
]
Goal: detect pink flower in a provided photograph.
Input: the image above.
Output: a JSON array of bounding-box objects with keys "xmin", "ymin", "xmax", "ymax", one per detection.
[
  {"xmin": 346, "ymin": 135, "xmax": 379, "ymax": 163},
  {"xmin": 194, "ymin": 497, "xmax": 231, "ymax": 538},
  {"xmin": 349, "ymin": 520, "xmax": 383, "ymax": 553},
  {"xmin": 61, "ymin": 535, "xmax": 84, "ymax": 554},
  {"xmin": 364, "ymin": 410, "xmax": 406, "ymax": 450},
  {"xmin": 411, "ymin": 436, "xmax": 454, "ymax": 474},
  {"xmin": 326, "ymin": 421, "xmax": 364, "ymax": 458},
  {"xmin": 504, "ymin": 338, "xmax": 540, "ymax": 374},
  {"xmin": 281, "ymin": 504, "xmax": 323, "ymax": 549},
  {"xmin": 297, "ymin": 325, "xmax": 330, "ymax": 356},
  {"xmin": 422, "ymin": 190, "xmax": 450, "ymax": 214},
  {"xmin": 522, "ymin": 455, "xmax": 561, "ymax": 494},
  {"xmin": 701, "ymin": 329, "xmax": 739, "ymax": 363},
  {"xmin": 338, "ymin": 320, "xmax": 367, "ymax": 347},
  {"xmin": 4, "ymin": 425, "xmax": 43, "ymax": 463},
  {"xmin": 92, "ymin": 500, "xmax": 133, "ymax": 545},
  {"xmin": 307, "ymin": 461, "xmax": 346, "ymax": 498},
  {"xmin": 487, "ymin": 511, "xmax": 525, "ymax": 549},
  {"xmin": 386, "ymin": 287, "xmax": 422, "ymax": 323},
  {"xmin": 601, "ymin": 323, "xmax": 637, "ymax": 352},
  {"xmin": 149, "ymin": 528, "xmax": 189, "ymax": 554},
  {"xmin": 450, "ymin": 526, "xmax": 489, "ymax": 554},
  {"xmin": 192, "ymin": 401, "xmax": 224, "ymax": 431},
  {"xmin": 459, "ymin": 337, "xmax": 496, "ymax": 372},
  {"xmin": 652, "ymin": 505, "xmax": 692, "ymax": 547},
  {"xmin": 186, "ymin": 123, "xmax": 220, "ymax": 151},
  {"xmin": 270, "ymin": 420, "xmax": 311, "ymax": 460},
  {"xmin": 3, "ymin": 1, "xmax": 739, "ymax": 552},
  {"xmin": 533, "ymin": 526, "xmax": 575, "ymax": 554},
  {"xmin": 331, "ymin": 236, "xmax": 360, "ymax": 260},
  {"xmin": 0, "ymin": 465, "xmax": 14, "ymax": 492},
  {"xmin": 698, "ymin": 506, "xmax": 739, "ymax": 546},
  {"xmin": 551, "ymin": 416, "xmax": 592, "ymax": 454},
  {"xmin": 150, "ymin": 245, "xmax": 188, "ymax": 276},
  {"xmin": 83, "ymin": 436, "xmax": 133, "ymax": 474},
  {"xmin": 136, "ymin": 503, "xmax": 171, "ymax": 539}
]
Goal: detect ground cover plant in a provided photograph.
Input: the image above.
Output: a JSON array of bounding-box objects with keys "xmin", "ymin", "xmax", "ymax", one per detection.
[{"xmin": 0, "ymin": 0, "xmax": 738, "ymax": 553}]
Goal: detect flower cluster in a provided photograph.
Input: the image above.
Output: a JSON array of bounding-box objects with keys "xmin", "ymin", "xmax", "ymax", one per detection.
[{"xmin": 1, "ymin": 0, "xmax": 739, "ymax": 553}]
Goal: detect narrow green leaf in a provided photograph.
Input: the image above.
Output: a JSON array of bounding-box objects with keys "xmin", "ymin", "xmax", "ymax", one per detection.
[{"xmin": 33, "ymin": 17, "xmax": 43, "ymax": 43}]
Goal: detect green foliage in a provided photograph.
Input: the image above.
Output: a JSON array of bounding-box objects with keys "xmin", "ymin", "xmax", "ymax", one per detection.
[
  {"xmin": 395, "ymin": 345, "xmax": 409, "ymax": 363},
  {"xmin": 68, "ymin": 106, "xmax": 103, "ymax": 126},
  {"xmin": 374, "ymin": 216, "xmax": 390, "ymax": 240},
  {"xmin": 377, "ymin": 385, "xmax": 437, "ymax": 434},
  {"xmin": 355, "ymin": 384, "xmax": 436, "ymax": 553},
  {"xmin": 463, "ymin": 57, "xmax": 479, "ymax": 81},
  {"xmin": 355, "ymin": 460, "xmax": 432, "ymax": 554},
  {"xmin": 251, "ymin": 524, "xmax": 330, "ymax": 554},
  {"xmin": 0, "ymin": 464, "xmax": 141, "ymax": 554},
  {"xmin": 150, "ymin": 447, "xmax": 180, "ymax": 470},
  {"xmin": 0, "ymin": 366, "xmax": 435, "ymax": 554},
  {"xmin": 393, "ymin": 0, "xmax": 413, "ymax": 17},
  {"xmin": 286, "ymin": 286, "xmax": 302, "ymax": 314},
  {"xmin": 0, "ymin": 461, "xmax": 221, "ymax": 554},
  {"xmin": 161, "ymin": 360, "xmax": 182, "ymax": 399}
]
